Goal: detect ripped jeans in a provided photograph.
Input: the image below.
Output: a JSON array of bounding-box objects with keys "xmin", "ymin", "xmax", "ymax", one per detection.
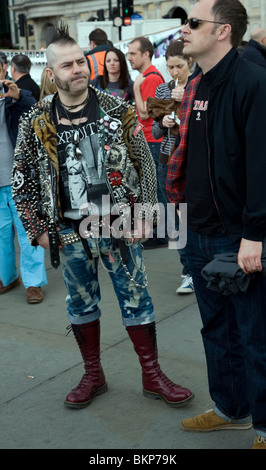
[{"xmin": 59, "ymin": 229, "xmax": 155, "ymax": 327}]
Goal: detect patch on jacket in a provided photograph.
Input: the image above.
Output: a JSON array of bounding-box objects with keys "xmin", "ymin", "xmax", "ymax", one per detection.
[{"xmin": 32, "ymin": 111, "xmax": 58, "ymax": 168}]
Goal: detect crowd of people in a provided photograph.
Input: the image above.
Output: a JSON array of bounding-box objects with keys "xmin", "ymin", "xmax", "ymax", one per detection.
[{"xmin": 1, "ymin": 0, "xmax": 266, "ymax": 450}]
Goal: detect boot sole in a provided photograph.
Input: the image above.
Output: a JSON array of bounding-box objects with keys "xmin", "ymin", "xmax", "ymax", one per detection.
[
  {"xmin": 64, "ymin": 383, "xmax": 108, "ymax": 409},
  {"xmin": 143, "ymin": 389, "xmax": 194, "ymax": 408}
]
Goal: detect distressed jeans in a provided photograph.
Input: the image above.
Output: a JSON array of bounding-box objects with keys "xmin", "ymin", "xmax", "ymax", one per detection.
[
  {"xmin": 59, "ymin": 229, "xmax": 155, "ymax": 327},
  {"xmin": 186, "ymin": 229, "xmax": 266, "ymax": 435}
]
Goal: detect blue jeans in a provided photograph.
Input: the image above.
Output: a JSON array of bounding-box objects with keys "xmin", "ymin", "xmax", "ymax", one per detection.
[
  {"xmin": 159, "ymin": 161, "xmax": 190, "ymax": 275},
  {"xmin": 0, "ymin": 186, "xmax": 47, "ymax": 288},
  {"xmin": 148, "ymin": 142, "xmax": 167, "ymax": 241},
  {"xmin": 59, "ymin": 230, "xmax": 155, "ymax": 327},
  {"xmin": 186, "ymin": 229, "xmax": 266, "ymax": 434}
]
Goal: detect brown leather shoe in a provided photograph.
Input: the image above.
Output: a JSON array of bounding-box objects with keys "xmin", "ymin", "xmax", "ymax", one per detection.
[
  {"xmin": 26, "ymin": 287, "xmax": 44, "ymax": 304},
  {"xmin": 252, "ymin": 436, "xmax": 266, "ymax": 449},
  {"xmin": 181, "ymin": 410, "xmax": 252, "ymax": 432},
  {"xmin": 0, "ymin": 278, "xmax": 21, "ymax": 294}
]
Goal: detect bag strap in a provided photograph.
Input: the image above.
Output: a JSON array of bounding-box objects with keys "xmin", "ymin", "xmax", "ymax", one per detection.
[{"xmin": 143, "ymin": 71, "xmax": 165, "ymax": 83}]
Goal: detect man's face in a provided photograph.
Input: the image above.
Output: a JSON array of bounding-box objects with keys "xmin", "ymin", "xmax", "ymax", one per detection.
[
  {"xmin": 48, "ymin": 43, "xmax": 90, "ymax": 96},
  {"xmin": 182, "ymin": 0, "xmax": 220, "ymax": 61},
  {"xmin": 127, "ymin": 41, "xmax": 146, "ymax": 71}
]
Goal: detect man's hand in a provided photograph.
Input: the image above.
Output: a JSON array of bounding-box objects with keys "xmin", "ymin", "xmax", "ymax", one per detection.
[
  {"xmin": 36, "ymin": 232, "xmax": 50, "ymax": 250},
  {"xmin": 133, "ymin": 219, "xmax": 152, "ymax": 242},
  {"xmin": 1, "ymin": 80, "xmax": 20, "ymax": 100},
  {"xmin": 238, "ymin": 238, "xmax": 263, "ymax": 274}
]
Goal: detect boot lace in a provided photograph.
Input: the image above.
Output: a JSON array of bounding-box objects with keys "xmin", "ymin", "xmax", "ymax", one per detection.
[{"xmin": 156, "ymin": 368, "xmax": 179, "ymax": 388}]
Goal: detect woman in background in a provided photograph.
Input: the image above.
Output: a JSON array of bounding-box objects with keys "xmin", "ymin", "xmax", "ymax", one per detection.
[
  {"xmin": 40, "ymin": 67, "xmax": 57, "ymax": 100},
  {"xmin": 91, "ymin": 47, "xmax": 134, "ymax": 104},
  {"xmin": 152, "ymin": 40, "xmax": 194, "ymax": 296}
]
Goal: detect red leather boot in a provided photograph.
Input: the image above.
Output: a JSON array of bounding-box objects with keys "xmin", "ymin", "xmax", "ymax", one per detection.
[
  {"xmin": 126, "ymin": 322, "xmax": 194, "ymax": 407},
  {"xmin": 65, "ymin": 320, "xmax": 107, "ymax": 409}
]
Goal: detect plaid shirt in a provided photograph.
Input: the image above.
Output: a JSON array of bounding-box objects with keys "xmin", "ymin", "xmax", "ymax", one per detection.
[{"xmin": 166, "ymin": 72, "xmax": 202, "ymax": 204}]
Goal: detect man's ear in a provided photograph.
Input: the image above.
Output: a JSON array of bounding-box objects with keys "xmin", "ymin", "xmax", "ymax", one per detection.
[
  {"xmin": 217, "ymin": 23, "xmax": 232, "ymax": 42},
  {"xmin": 45, "ymin": 67, "xmax": 54, "ymax": 83}
]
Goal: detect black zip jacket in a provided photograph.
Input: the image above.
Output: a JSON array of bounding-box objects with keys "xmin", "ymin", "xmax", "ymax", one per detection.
[
  {"xmin": 167, "ymin": 48, "xmax": 266, "ymax": 242},
  {"xmin": 204, "ymin": 49, "xmax": 266, "ymax": 241}
]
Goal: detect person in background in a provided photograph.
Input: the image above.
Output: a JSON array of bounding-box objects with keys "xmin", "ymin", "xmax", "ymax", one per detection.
[
  {"xmin": 128, "ymin": 36, "xmax": 167, "ymax": 249},
  {"xmin": 85, "ymin": 28, "xmax": 110, "ymax": 80},
  {"xmin": 0, "ymin": 52, "xmax": 11, "ymax": 79},
  {"xmin": 241, "ymin": 27, "xmax": 266, "ymax": 67},
  {"xmin": 91, "ymin": 47, "xmax": 134, "ymax": 104},
  {"xmin": 166, "ymin": 0, "xmax": 266, "ymax": 449},
  {"xmin": 10, "ymin": 54, "xmax": 40, "ymax": 101},
  {"xmin": 40, "ymin": 67, "xmax": 57, "ymax": 100},
  {"xmin": 0, "ymin": 58, "xmax": 47, "ymax": 303},
  {"xmin": 151, "ymin": 39, "xmax": 195, "ymax": 295}
]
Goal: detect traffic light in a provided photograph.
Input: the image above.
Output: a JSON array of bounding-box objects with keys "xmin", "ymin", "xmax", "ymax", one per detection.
[
  {"xmin": 18, "ymin": 14, "xmax": 26, "ymax": 37},
  {"xmin": 28, "ymin": 24, "xmax": 34, "ymax": 36},
  {"xmin": 121, "ymin": 0, "xmax": 133, "ymax": 26},
  {"xmin": 97, "ymin": 9, "xmax": 105, "ymax": 21}
]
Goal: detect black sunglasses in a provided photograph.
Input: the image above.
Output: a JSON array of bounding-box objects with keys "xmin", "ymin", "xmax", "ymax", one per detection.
[{"xmin": 185, "ymin": 18, "xmax": 226, "ymax": 29}]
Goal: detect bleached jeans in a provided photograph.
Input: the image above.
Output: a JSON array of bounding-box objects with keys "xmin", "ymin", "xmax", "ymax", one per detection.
[{"xmin": 59, "ymin": 228, "xmax": 155, "ymax": 327}]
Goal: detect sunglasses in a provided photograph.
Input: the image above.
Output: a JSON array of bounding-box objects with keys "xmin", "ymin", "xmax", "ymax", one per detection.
[{"xmin": 185, "ymin": 18, "xmax": 226, "ymax": 29}]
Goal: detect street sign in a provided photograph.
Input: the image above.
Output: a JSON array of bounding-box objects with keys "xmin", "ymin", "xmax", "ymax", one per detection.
[{"xmin": 113, "ymin": 16, "xmax": 123, "ymax": 27}]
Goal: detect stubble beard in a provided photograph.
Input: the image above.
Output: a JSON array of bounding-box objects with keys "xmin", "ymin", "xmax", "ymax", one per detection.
[{"xmin": 54, "ymin": 74, "xmax": 89, "ymax": 96}]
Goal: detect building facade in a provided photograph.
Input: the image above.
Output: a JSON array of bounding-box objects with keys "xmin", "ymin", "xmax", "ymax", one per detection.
[{"xmin": 6, "ymin": 0, "xmax": 266, "ymax": 50}]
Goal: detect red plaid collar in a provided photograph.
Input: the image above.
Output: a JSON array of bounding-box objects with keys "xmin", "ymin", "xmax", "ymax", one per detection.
[{"xmin": 166, "ymin": 73, "xmax": 202, "ymax": 204}]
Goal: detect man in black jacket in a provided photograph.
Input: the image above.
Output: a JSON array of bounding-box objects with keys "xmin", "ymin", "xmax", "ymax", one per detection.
[
  {"xmin": 166, "ymin": 0, "xmax": 266, "ymax": 449},
  {"xmin": 0, "ymin": 58, "xmax": 47, "ymax": 303},
  {"xmin": 241, "ymin": 27, "xmax": 266, "ymax": 68},
  {"xmin": 10, "ymin": 54, "xmax": 40, "ymax": 101}
]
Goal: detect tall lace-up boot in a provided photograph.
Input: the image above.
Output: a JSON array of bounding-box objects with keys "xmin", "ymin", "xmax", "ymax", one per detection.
[
  {"xmin": 64, "ymin": 320, "xmax": 107, "ymax": 409},
  {"xmin": 126, "ymin": 322, "xmax": 194, "ymax": 407}
]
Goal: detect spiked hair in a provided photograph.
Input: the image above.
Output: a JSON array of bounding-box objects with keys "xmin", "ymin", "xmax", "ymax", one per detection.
[
  {"xmin": 46, "ymin": 21, "xmax": 77, "ymax": 67},
  {"xmin": 49, "ymin": 21, "xmax": 76, "ymax": 46}
]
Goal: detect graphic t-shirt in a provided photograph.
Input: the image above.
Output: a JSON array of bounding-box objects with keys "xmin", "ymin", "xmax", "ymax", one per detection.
[
  {"xmin": 185, "ymin": 76, "xmax": 223, "ymax": 234},
  {"xmin": 55, "ymin": 92, "xmax": 109, "ymax": 220},
  {"xmin": 91, "ymin": 77, "xmax": 134, "ymax": 104}
]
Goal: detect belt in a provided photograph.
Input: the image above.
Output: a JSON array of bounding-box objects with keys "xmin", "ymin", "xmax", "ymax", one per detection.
[
  {"xmin": 58, "ymin": 227, "xmax": 129, "ymax": 264},
  {"xmin": 59, "ymin": 231, "xmax": 81, "ymax": 245}
]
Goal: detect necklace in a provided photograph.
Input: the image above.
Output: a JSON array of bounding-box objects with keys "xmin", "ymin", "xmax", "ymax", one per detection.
[
  {"xmin": 58, "ymin": 90, "xmax": 90, "ymax": 110},
  {"xmin": 57, "ymin": 94, "xmax": 89, "ymax": 160}
]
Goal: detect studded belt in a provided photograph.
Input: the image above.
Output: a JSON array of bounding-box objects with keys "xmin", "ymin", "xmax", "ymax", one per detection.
[{"xmin": 59, "ymin": 231, "xmax": 81, "ymax": 246}]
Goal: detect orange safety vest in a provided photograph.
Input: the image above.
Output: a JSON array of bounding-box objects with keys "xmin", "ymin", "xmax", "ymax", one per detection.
[{"xmin": 86, "ymin": 50, "xmax": 106, "ymax": 80}]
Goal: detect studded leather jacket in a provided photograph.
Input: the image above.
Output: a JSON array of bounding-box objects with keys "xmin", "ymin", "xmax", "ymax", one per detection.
[{"xmin": 12, "ymin": 87, "xmax": 158, "ymax": 267}]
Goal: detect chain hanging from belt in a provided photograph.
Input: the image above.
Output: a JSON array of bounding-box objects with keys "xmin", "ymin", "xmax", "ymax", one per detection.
[{"xmin": 59, "ymin": 214, "xmax": 148, "ymax": 289}]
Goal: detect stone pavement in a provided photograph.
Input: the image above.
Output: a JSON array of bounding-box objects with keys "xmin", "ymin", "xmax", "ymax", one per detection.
[{"xmin": 0, "ymin": 243, "xmax": 255, "ymax": 450}]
